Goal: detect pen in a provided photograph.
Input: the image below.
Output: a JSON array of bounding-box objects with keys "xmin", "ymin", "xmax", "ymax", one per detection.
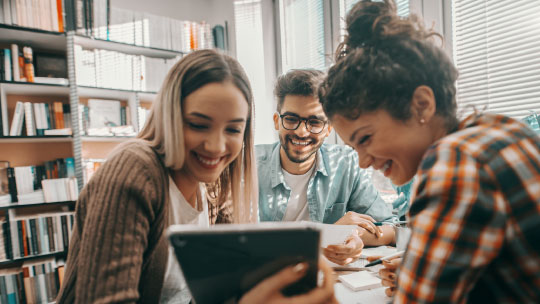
[
  {"xmin": 365, "ymin": 251, "xmax": 405, "ymax": 267},
  {"xmin": 373, "ymin": 221, "xmax": 408, "ymax": 226}
]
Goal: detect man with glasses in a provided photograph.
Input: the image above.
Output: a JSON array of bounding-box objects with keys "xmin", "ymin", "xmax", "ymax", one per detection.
[{"xmin": 256, "ymin": 70, "xmax": 395, "ymax": 262}]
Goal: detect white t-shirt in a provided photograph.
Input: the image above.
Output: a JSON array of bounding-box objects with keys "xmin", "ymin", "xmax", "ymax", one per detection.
[
  {"xmin": 282, "ymin": 165, "xmax": 315, "ymax": 221},
  {"xmin": 160, "ymin": 177, "xmax": 210, "ymax": 304}
]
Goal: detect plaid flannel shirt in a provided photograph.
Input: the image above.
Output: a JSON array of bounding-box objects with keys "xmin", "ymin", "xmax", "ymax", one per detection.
[{"xmin": 395, "ymin": 114, "xmax": 540, "ymax": 303}]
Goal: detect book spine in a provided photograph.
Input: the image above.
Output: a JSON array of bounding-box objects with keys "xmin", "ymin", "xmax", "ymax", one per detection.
[
  {"xmin": 16, "ymin": 272, "xmax": 27, "ymax": 304},
  {"xmin": 60, "ymin": 215, "xmax": 68, "ymax": 249},
  {"xmin": 29, "ymin": 218, "xmax": 38, "ymax": 255},
  {"xmin": 3, "ymin": 48, "xmax": 12, "ymax": 81},
  {"xmin": 23, "ymin": 102, "xmax": 36, "ymax": 136},
  {"xmin": 9, "ymin": 101, "xmax": 23, "ymax": 136},
  {"xmin": 6, "ymin": 167, "xmax": 18, "ymax": 203},
  {"xmin": 9, "ymin": 220, "xmax": 19, "ymax": 258},
  {"xmin": 2, "ymin": 221, "xmax": 13, "ymax": 259},
  {"xmin": 17, "ymin": 221, "xmax": 25, "ymax": 257},
  {"xmin": 10, "ymin": 46, "xmax": 18, "ymax": 80},
  {"xmin": 46, "ymin": 217, "xmax": 55, "ymax": 252}
]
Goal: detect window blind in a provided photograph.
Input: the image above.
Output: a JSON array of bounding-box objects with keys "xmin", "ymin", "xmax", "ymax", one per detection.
[
  {"xmin": 234, "ymin": 0, "xmax": 272, "ymax": 144},
  {"xmin": 279, "ymin": 0, "xmax": 326, "ymax": 71},
  {"xmin": 452, "ymin": 0, "xmax": 540, "ymax": 119},
  {"xmin": 339, "ymin": 0, "xmax": 409, "ymax": 39}
]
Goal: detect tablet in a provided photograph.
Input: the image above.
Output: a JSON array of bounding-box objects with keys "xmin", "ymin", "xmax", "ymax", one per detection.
[{"xmin": 167, "ymin": 222, "xmax": 321, "ymax": 304}]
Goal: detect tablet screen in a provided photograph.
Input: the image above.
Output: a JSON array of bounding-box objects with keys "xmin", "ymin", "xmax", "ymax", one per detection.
[{"xmin": 168, "ymin": 224, "xmax": 320, "ymax": 304}]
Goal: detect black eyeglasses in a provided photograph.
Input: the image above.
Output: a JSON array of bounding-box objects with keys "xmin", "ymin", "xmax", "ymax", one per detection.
[{"xmin": 279, "ymin": 114, "xmax": 327, "ymax": 134}]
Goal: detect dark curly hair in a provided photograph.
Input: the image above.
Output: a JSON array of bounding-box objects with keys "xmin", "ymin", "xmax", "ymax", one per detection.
[
  {"xmin": 319, "ymin": 0, "xmax": 459, "ymax": 131},
  {"xmin": 275, "ymin": 69, "xmax": 325, "ymax": 112}
]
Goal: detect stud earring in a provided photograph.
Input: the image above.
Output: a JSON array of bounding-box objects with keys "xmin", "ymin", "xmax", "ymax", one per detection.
[{"xmin": 420, "ymin": 118, "xmax": 425, "ymax": 124}]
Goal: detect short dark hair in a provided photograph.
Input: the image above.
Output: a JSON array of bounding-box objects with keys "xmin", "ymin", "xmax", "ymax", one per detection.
[
  {"xmin": 319, "ymin": 0, "xmax": 459, "ymax": 131},
  {"xmin": 274, "ymin": 69, "xmax": 325, "ymax": 112}
]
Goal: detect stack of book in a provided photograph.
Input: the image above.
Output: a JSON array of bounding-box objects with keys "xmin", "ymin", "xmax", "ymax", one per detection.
[
  {"xmin": 78, "ymin": 98, "xmax": 136, "ymax": 136},
  {"xmin": 0, "ymin": 158, "xmax": 77, "ymax": 204},
  {"xmin": 0, "ymin": 259, "xmax": 65, "ymax": 303},
  {"xmin": 74, "ymin": 45, "xmax": 179, "ymax": 92},
  {"xmin": 1, "ymin": 213, "xmax": 74, "ymax": 259},
  {"xmin": 82, "ymin": 158, "xmax": 104, "ymax": 184},
  {"xmin": 0, "ymin": 44, "xmax": 68, "ymax": 84},
  {"xmin": 72, "ymin": 0, "xmax": 213, "ymax": 52},
  {"xmin": 3, "ymin": 100, "xmax": 72, "ymax": 137},
  {"xmin": 0, "ymin": 0, "xmax": 65, "ymax": 32}
]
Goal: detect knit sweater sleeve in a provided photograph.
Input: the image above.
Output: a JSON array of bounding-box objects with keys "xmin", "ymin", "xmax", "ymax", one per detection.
[{"xmin": 73, "ymin": 142, "xmax": 167, "ymax": 303}]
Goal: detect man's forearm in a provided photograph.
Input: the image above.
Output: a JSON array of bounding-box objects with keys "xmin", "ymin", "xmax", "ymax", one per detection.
[{"xmin": 359, "ymin": 225, "xmax": 395, "ymax": 246}]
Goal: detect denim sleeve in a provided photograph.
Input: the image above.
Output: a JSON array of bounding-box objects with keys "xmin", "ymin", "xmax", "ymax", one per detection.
[{"xmin": 347, "ymin": 167, "xmax": 393, "ymax": 222}]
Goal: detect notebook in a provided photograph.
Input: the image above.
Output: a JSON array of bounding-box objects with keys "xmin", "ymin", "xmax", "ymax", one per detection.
[{"xmin": 339, "ymin": 271, "xmax": 382, "ymax": 291}]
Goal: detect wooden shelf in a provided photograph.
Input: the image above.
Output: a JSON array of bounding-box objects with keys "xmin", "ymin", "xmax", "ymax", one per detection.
[
  {"xmin": 0, "ymin": 251, "xmax": 67, "ymax": 267},
  {"xmin": 74, "ymin": 35, "xmax": 186, "ymax": 59},
  {"xmin": 0, "ymin": 201, "xmax": 76, "ymax": 210},
  {"xmin": 0, "ymin": 136, "xmax": 73, "ymax": 143},
  {"xmin": 77, "ymin": 85, "xmax": 157, "ymax": 100},
  {"xmin": 0, "ymin": 81, "xmax": 70, "ymax": 95},
  {"xmin": 137, "ymin": 91, "xmax": 158, "ymax": 102},
  {"xmin": 82, "ymin": 136, "xmax": 135, "ymax": 142},
  {"xmin": 0, "ymin": 24, "xmax": 66, "ymax": 52}
]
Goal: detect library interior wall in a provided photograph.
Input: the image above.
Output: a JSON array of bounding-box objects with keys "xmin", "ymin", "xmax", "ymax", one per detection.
[
  {"xmin": 111, "ymin": 0, "xmax": 238, "ymax": 57},
  {"xmin": 111, "ymin": 0, "xmax": 279, "ymax": 144}
]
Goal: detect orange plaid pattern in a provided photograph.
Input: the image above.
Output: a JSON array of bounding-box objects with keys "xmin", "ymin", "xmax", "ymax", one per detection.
[{"xmin": 395, "ymin": 114, "xmax": 540, "ymax": 303}]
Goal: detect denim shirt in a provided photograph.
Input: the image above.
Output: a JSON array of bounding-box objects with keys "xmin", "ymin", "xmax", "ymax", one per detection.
[{"xmin": 256, "ymin": 143, "xmax": 393, "ymax": 224}]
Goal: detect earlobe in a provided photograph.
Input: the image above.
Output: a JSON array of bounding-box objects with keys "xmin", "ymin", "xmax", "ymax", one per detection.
[
  {"xmin": 273, "ymin": 112, "xmax": 280, "ymax": 130},
  {"xmin": 411, "ymin": 86, "xmax": 436, "ymax": 123},
  {"xmin": 325, "ymin": 124, "xmax": 333, "ymax": 137}
]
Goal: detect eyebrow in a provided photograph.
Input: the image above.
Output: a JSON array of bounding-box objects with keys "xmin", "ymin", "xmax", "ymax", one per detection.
[
  {"xmin": 350, "ymin": 126, "xmax": 369, "ymax": 143},
  {"xmin": 281, "ymin": 111, "xmax": 327, "ymax": 121},
  {"xmin": 188, "ymin": 112, "xmax": 246, "ymax": 123}
]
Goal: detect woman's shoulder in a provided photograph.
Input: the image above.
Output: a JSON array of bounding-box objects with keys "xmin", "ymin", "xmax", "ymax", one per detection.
[{"xmin": 108, "ymin": 139, "xmax": 165, "ymax": 168}]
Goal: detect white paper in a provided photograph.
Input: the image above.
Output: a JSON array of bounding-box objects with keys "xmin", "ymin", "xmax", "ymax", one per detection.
[{"xmin": 360, "ymin": 246, "xmax": 398, "ymax": 258}]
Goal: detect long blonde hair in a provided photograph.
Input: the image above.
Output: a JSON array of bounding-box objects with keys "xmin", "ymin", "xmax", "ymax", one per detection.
[{"xmin": 138, "ymin": 49, "xmax": 258, "ymax": 223}]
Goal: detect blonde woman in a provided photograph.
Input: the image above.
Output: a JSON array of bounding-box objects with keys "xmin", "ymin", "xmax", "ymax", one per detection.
[{"xmin": 57, "ymin": 50, "xmax": 335, "ymax": 304}]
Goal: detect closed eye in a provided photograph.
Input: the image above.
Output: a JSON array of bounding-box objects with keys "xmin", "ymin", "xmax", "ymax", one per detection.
[
  {"xmin": 187, "ymin": 122, "xmax": 208, "ymax": 130},
  {"xmin": 226, "ymin": 128, "xmax": 242, "ymax": 134},
  {"xmin": 358, "ymin": 135, "xmax": 371, "ymax": 145}
]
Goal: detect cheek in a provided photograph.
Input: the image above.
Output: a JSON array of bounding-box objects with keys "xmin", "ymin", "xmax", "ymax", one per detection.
[{"xmin": 228, "ymin": 135, "xmax": 245, "ymax": 157}]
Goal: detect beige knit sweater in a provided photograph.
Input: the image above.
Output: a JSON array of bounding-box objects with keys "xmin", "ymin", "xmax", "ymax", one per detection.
[{"xmin": 56, "ymin": 139, "xmax": 231, "ymax": 303}]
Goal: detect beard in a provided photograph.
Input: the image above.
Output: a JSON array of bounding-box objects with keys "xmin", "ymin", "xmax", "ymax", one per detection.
[{"xmin": 279, "ymin": 134, "xmax": 323, "ymax": 163}]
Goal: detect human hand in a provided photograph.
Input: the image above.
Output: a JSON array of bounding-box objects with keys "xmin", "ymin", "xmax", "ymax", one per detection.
[
  {"xmin": 366, "ymin": 255, "xmax": 402, "ymax": 297},
  {"xmin": 239, "ymin": 259, "xmax": 338, "ymax": 304},
  {"xmin": 335, "ymin": 212, "xmax": 383, "ymax": 238},
  {"xmin": 322, "ymin": 232, "xmax": 363, "ymax": 265}
]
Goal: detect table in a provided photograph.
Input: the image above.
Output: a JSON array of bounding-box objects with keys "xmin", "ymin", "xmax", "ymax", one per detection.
[{"xmin": 335, "ymin": 283, "xmax": 390, "ymax": 304}]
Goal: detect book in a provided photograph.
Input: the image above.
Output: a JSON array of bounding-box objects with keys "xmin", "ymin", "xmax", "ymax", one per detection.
[
  {"xmin": 10, "ymin": 44, "xmax": 19, "ymax": 82},
  {"xmin": 338, "ymin": 271, "xmax": 382, "ymax": 291},
  {"xmin": 88, "ymin": 98, "xmax": 121, "ymax": 128},
  {"xmin": 44, "ymin": 128, "xmax": 72, "ymax": 136},
  {"xmin": 8, "ymin": 101, "xmax": 24, "ymax": 136},
  {"xmin": 23, "ymin": 102, "xmax": 36, "ymax": 136},
  {"xmin": 3, "ymin": 48, "xmax": 12, "ymax": 81}
]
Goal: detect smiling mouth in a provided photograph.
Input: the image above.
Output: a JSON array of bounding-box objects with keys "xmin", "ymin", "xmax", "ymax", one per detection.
[
  {"xmin": 289, "ymin": 136, "xmax": 312, "ymax": 147},
  {"xmin": 380, "ymin": 160, "xmax": 392, "ymax": 176},
  {"xmin": 194, "ymin": 152, "xmax": 222, "ymax": 168}
]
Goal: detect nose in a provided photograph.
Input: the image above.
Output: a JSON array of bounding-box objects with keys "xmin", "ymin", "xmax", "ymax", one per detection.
[
  {"xmin": 204, "ymin": 130, "xmax": 226, "ymax": 154},
  {"xmin": 293, "ymin": 120, "xmax": 310, "ymax": 137}
]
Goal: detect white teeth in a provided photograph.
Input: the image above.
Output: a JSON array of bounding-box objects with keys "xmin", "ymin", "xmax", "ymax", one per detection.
[
  {"xmin": 291, "ymin": 140, "xmax": 310, "ymax": 146},
  {"xmin": 196, "ymin": 154, "xmax": 220, "ymax": 166},
  {"xmin": 380, "ymin": 161, "xmax": 391, "ymax": 173}
]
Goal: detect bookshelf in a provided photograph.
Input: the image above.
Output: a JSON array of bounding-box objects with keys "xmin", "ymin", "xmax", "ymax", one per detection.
[{"xmin": 1, "ymin": 1, "xmax": 221, "ymax": 301}]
